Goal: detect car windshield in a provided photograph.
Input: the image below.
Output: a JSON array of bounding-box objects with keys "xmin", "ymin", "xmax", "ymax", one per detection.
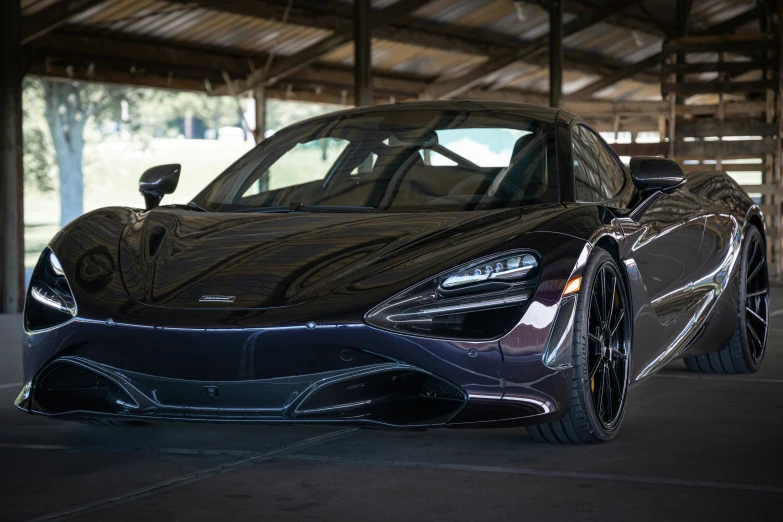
[{"xmin": 192, "ymin": 108, "xmax": 556, "ymax": 212}]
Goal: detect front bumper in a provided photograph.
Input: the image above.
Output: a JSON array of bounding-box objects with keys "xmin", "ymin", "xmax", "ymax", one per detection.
[{"xmin": 16, "ymin": 318, "xmax": 570, "ymax": 428}]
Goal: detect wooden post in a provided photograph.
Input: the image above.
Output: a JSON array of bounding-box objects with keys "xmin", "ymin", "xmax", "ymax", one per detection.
[
  {"xmin": 1, "ymin": 0, "xmax": 24, "ymax": 313},
  {"xmin": 253, "ymin": 86, "xmax": 266, "ymax": 143},
  {"xmin": 675, "ymin": 0, "xmax": 691, "ymax": 99},
  {"xmin": 354, "ymin": 0, "xmax": 373, "ymax": 107},
  {"xmin": 775, "ymin": 1, "xmax": 782, "ymax": 279},
  {"xmin": 549, "ymin": 0, "xmax": 564, "ymax": 109}
]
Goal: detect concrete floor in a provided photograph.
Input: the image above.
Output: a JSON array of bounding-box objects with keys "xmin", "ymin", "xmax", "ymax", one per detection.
[{"xmin": 1, "ymin": 292, "xmax": 782, "ymax": 521}]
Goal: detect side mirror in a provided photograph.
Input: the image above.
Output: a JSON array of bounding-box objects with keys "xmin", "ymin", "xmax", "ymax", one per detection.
[
  {"xmin": 622, "ymin": 157, "xmax": 686, "ymax": 222},
  {"xmin": 139, "ymin": 164, "xmax": 180, "ymax": 210},
  {"xmin": 629, "ymin": 157, "xmax": 685, "ymax": 193}
]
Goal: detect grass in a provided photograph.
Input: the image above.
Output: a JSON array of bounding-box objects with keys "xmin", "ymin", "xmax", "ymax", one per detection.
[
  {"xmin": 24, "ymin": 137, "xmax": 254, "ymax": 267},
  {"xmin": 23, "ymin": 137, "xmax": 344, "ymax": 268}
]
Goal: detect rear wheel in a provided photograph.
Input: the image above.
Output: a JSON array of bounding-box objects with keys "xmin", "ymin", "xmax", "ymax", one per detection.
[
  {"xmin": 528, "ymin": 248, "xmax": 631, "ymax": 444},
  {"xmin": 683, "ymin": 226, "xmax": 768, "ymax": 374}
]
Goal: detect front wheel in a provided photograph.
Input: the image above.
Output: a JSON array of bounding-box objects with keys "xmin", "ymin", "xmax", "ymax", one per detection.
[{"xmin": 528, "ymin": 248, "xmax": 631, "ymax": 444}]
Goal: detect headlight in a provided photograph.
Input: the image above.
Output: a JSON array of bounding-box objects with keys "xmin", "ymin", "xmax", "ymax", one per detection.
[
  {"xmin": 365, "ymin": 251, "xmax": 539, "ymax": 340},
  {"xmin": 25, "ymin": 249, "xmax": 77, "ymax": 331},
  {"xmin": 441, "ymin": 254, "xmax": 537, "ymax": 289}
]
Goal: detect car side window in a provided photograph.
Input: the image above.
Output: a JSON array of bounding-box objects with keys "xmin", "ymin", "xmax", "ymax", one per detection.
[{"xmin": 572, "ymin": 124, "xmax": 626, "ymax": 202}]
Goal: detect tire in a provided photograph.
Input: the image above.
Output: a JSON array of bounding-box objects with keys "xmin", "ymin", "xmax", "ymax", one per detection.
[
  {"xmin": 683, "ymin": 226, "xmax": 768, "ymax": 374},
  {"xmin": 528, "ymin": 248, "xmax": 631, "ymax": 444}
]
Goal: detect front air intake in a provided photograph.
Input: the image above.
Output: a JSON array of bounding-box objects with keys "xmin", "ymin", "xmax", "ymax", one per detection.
[
  {"xmin": 34, "ymin": 363, "xmax": 135, "ymax": 415},
  {"xmin": 295, "ymin": 369, "xmax": 466, "ymax": 426}
]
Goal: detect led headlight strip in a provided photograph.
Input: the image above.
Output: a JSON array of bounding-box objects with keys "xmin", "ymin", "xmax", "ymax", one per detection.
[
  {"xmin": 31, "ymin": 284, "xmax": 76, "ymax": 315},
  {"xmin": 27, "ymin": 250, "xmax": 78, "ymax": 326},
  {"xmin": 365, "ymin": 250, "xmax": 539, "ymax": 340},
  {"xmin": 392, "ymin": 293, "xmax": 530, "ymax": 321},
  {"xmin": 441, "ymin": 254, "xmax": 537, "ymax": 289}
]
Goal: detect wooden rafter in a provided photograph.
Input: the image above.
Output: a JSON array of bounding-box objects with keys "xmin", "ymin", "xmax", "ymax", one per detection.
[
  {"xmin": 567, "ymin": 6, "xmax": 761, "ymax": 100},
  {"xmin": 22, "ymin": 0, "xmax": 104, "ymax": 45},
  {"xmin": 218, "ymin": 0, "xmax": 425, "ymax": 95},
  {"xmin": 419, "ymin": 0, "xmax": 643, "ymax": 100},
  {"xmin": 528, "ymin": 0, "xmax": 673, "ymax": 37},
  {"xmin": 29, "ymin": 31, "xmax": 262, "ymax": 77},
  {"xmin": 182, "ymin": 0, "xmax": 656, "ymax": 91}
]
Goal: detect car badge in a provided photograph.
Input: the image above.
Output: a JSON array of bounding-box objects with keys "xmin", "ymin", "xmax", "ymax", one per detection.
[
  {"xmin": 199, "ymin": 295, "xmax": 236, "ymax": 303},
  {"xmin": 204, "ymin": 386, "xmax": 219, "ymax": 397}
]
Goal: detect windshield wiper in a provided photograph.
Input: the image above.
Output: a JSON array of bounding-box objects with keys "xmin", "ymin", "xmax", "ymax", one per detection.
[
  {"xmin": 298, "ymin": 205, "xmax": 375, "ymax": 213},
  {"xmin": 231, "ymin": 206, "xmax": 292, "ymax": 214},
  {"xmin": 233, "ymin": 204, "xmax": 375, "ymax": 214},
  {"xmin": 187, "ymin": 201, "xmax": 209, "ymax": 212}
]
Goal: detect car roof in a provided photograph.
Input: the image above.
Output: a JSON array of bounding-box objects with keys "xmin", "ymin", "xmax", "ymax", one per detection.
[{"xmin": 293, "ymin": 100, "xmax": 573, "ymax": 127}]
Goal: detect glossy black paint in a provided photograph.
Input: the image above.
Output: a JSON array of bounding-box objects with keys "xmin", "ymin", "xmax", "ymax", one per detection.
[
  {"xmin": 138, "ymin": 163, "xmax": 180, "ymax": 210},
  {"xmin": 15, "ymin": 101, "xmax": 765, "ymax": 429},
  {"xmin": 629, "ymin": 156, "xmax": 686, "ymax": 192}
]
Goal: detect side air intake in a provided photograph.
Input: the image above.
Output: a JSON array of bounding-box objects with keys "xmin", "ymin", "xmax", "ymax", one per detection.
[{"xmin": 543, "ymin": 296, "xmax": 577, "ymax": 369}]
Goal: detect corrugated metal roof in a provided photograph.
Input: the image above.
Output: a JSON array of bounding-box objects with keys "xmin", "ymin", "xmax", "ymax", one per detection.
[{"xmin": 22, "ymin": 0, "xmax": 768, "ymax": 103}]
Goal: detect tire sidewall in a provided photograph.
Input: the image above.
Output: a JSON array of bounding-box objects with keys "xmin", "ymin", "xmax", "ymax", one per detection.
[
  {"xmin": 571, "ymin": 248, "xmax": 631, "ymax": 441},
  {"xmin": 738, "ymin": 226, "xmax": 767, "ymax": 371}
]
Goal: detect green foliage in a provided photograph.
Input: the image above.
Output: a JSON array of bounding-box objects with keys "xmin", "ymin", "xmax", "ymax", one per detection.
[
  {"xmin": 134, "ymin": 90, "xmax": 241, "ymax": 137},
  {"xmin": 23, "ymin": 78, "xmax": 341, "ymax": 194},
  {"xmin": 267, "ymin": 99, "xmax": 339, "ymax": 132},
  {"xmin": 22, "ymin": 79, "xmax": 55, "ymax": 192}
]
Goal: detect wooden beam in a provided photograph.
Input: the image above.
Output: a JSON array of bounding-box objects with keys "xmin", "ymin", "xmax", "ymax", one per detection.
[
  {"xmin": 27, "ymin": 63, "xmax": 215, "ymax": 92},
  {"xmin": 529, "ymin": 0, "xmax": 673, "ymax": 37},
  {"xmin": 563, "ymin": 100, "xmax": 769, "ymax": 117},
  {"xmin": 662, "ymin": 60, "xmax": 768, "ymax": 75},
  {"xmin": 185, "ymin": 0, "xmax": 349, "ymax": 33},
  {"xmin": 611, "ymin": 143, "xmax": 667, "ymax": 156},
  {"xmin": 586, "ymin": 119, "xmax": 661, "ymax": 133},
  {"xmin": 1, "ymin": 0, "xmax": 25, "ymax": 313},
  {"xmin": 421, "ymin": 0, "xmax": 641, "ymax": 100},
  {"xmin": 567, "ymin": 54, "xmax": 661, "ymax": 100},
  {"xmin": 30, "ymin": 31, "xmax": 260, "ymax": 77},
  {"xmin": 224, "ymin": 0, "xmax": 423, "ymax": 94},
  {"xmin": 184, "ymin": 0, "xmax": 656, "ymax": 87},
  {"xmin": 662, "ymin": 80, "xmax": 776, "ymax": 95},
  {"xmin": 676, "ymin": 138, "xmax": 778, "ymax": 157},
  {"xmin": 662, "ymin": 33, "xmax": 777, "ymax": 54},
  {"xmin": 676, "ymin": 119, "xmax": 780, "ymax": 137},
  {"xmin": 549, "ymin": 0, "xmax": 564, "ymax": 108},
  {"xmin": 26, "ymin": 53, "xmax": 559, "ymax": 109},
  {"xmin": 681, "ymin": 163, "xmax": 766, "ymax": 172},
  {"xmin": 567, "ymin": 6, "xmax": 761, "ymax": 100},
  {"xmin": 21, "ymin": 0, "xmax": 104, "ymax": 45},
  {"xmin": 354, "ymin": 0, "xmax": 372, "ymax": 107}
]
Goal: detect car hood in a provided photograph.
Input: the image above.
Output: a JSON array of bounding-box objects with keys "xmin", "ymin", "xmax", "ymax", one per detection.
[{"xmin": 118, "ymin": 206, "xmax": 567, "ymax": 311}]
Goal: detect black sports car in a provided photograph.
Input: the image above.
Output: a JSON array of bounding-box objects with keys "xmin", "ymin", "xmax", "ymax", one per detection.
[{"xmin": 16, "ymin": 101, "xmax": 769, "ymax": 443}]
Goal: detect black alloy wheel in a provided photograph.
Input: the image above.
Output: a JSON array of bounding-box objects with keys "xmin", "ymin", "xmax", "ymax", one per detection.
[
  {"xmin": 684, "ymin": 226, "xmax": 768, "ymax": 374},
  {"xmin": 528, "ymin": 248, "xmax": 631, "ymax": 444},
  {"xmin": 743, "ymin": 230, "xmax": 769, "ymax": 364},
  {"xmin": 586, "ymin": 263, "xmax": 630, "ymax": 428}
]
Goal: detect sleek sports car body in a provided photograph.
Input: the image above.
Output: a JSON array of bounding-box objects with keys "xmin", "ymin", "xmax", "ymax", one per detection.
[{"xmin": 16, "ymin": 101, "xmax": 768, "ymax": 443}]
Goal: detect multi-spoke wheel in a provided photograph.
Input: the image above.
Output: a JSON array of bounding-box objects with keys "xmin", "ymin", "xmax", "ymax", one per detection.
[
  {"xmin": 528, "ymin": 248, "xmax": 631, "ymax": 444},
  {"xmin": 586, "ymin": 262, "xmax": 630, "ymax": 428},
  {"xmin": 684, "ymin": 226, "xmax": 768, "ymax": 374}
]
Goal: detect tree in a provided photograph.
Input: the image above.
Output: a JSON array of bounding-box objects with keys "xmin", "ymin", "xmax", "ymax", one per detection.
[
  {"xmin": 43, "ymin": 80, "xmax": 88, "ymax": 226},
  {"xmin": 22, "ymin": 79, "xmax": 55, "ymax": 194},
  {"xmin": 40, "ymin": 80, "xmax": 137, "ymax": 227}
]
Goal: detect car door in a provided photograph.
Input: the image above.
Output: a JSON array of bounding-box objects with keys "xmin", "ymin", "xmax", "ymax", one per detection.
[{"xmin": 571, "ymin": 124, "xmax": 705, "ymax": 325}]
